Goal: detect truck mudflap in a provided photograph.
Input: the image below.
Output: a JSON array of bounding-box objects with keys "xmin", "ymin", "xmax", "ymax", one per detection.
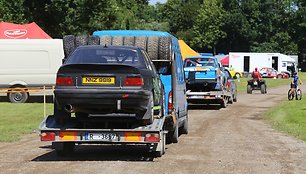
[{"xmin": 39, "ymin": 115, "xmax": 167, "ymax": 156}]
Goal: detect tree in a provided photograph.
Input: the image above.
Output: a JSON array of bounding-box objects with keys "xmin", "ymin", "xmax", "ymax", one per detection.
[
  {"xmin": 0, "ymin": 0, "xmax": 27, "ymax": 23},
  {"xmin": 191, "ymin": 0, "xmax": 226, "ymax": 54}
]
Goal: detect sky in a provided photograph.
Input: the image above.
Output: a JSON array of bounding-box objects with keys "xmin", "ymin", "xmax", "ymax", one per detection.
[{"xmin": 149, "ymin": 0, "xmax": 167, "ymax": 5}]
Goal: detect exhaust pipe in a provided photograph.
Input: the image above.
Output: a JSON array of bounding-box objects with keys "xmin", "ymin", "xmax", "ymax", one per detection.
[{"xmin": 64, "ymin": 104, "xmax": 75, "ymax": 113}]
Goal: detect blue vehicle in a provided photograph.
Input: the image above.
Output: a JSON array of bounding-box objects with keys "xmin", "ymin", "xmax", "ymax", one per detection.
[{"xmin": 39, "ymin": 30, "xmax": 188, "ymax": 157}]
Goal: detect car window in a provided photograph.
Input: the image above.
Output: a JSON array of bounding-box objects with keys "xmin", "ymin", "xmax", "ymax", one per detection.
[
  {"xmin": 184, "ymin": 58, "xmax": 217, "ymax": 67},
  {"xmin": 65, "ymin": 47, "xmax": 144, "ymax": 67}
]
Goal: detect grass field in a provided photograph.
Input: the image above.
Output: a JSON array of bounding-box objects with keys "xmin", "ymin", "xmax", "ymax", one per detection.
[{"xmin": 263, "ymin": 72, "xmax": 306, "ymax": 141}]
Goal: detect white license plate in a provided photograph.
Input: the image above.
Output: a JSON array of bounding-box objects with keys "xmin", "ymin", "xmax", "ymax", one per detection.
[{"xmin": 85, "ymin": 132, "xmax": 118, "ymax": 141}]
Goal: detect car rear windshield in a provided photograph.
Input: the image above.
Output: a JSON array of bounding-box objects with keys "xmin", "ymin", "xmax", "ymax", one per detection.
[
  {"xmin": 184, "ymin": 57, "xmax": 216, "ymax": 67},
  {"xmin": 65, "ymin": 47, "xmax": 144, "ymax": 67}
]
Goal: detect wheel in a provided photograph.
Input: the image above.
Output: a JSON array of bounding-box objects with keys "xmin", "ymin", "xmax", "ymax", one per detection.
[
  {"xmin": 134, "ymin": 36, "xmax": 147, "ymax": 50},
  {"xmin": 147, "ymin": 36, "xmax": 159, "ymax": 60},
  {"xmin": 180, "ymin": 114, "xmax": 188, "ymax": 134},
  {"xmin": 228, "ymin": 93, "xmax": 234, "ymax": 104},
  {"xmin": 88, "ymin": 35, "xmax": 100, "ymax": 45},
  {"xmin": 75, "ymin": 35, "xmax": 88, "ymax": 48},
  {"xmin": 53, "ymin": 142, "xmax": 75, "ymax": 156},
  {"xmin": 63, "ymin": 35, "xmax": 75, "ymax": 57},
  {"xmin": 288, "ymin": 89, "xmax": 295, "ymax": 100},
  {"xmin": 140, "ymin": 93, "xmax": 154, "ymax": 125},
  {"xmin": 158, "ymin": 36, "xmax": 172, "ymax": 60},
  {"xmin": 123, "ymin": 36, "xmax": 135, "ymax": 46},
  {"xmin": 7, "ymin": 91, "xmax": 29, "ymax": 103},
  {"xmin": 235, "ymin": 73, "xmax": 241, "ymax": 79},
  {"xmin": 99, "ymin": 35, "xmax": 112, "ymax": 46},
  {"xmin": 260, "ymin": 84, "xmax": 266, "ymax": 94},
  {"xmin": 247, "ymin": 85, "xmax": 252, "ymax": 94},
  {"xmin": 111, "ymin": 36, "xmax": 124, "ymax": 46},
  {"xmin": 220, "ymin": 98, "xmax": 227, "ymax": 108},
  {"xmin": 296, "ymin": 89, "xmax": 302, "ymax": 100},
  {"xmin": 172, "ymin": 122, "xmax": 179, "ymax": 143}
]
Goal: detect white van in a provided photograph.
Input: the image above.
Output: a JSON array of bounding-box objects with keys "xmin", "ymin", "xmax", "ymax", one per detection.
[{"xmin": 0, "ymin": 39, "xmax": 64, "ymax": 103}]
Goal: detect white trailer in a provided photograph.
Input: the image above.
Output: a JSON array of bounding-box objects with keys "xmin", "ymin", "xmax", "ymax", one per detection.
[
  {"xmin": 0, "ymin": 39, "xmax": 64, "ymax": 103},
  {"xmin": 228, "ymin": 52, "xmax": 297, "ymax": 73}
]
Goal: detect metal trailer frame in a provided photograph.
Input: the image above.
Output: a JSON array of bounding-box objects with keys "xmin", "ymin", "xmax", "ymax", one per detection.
[
  {"xmin": 39, "ymin": 114, "xmax": 168, "ymax": 156},
  {"xmin": 186, "ymin": 90, "xmax": 231, "ymax": 107}
]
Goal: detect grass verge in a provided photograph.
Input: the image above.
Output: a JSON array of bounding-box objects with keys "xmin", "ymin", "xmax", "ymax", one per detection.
[{"xmin": 0, "ymin": 103, "xmax": 53, "ymax": 142}]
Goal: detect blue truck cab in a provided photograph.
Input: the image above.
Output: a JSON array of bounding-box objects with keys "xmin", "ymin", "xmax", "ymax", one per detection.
[
  {"xmin": 93, "ymin": 30, "xmax": 188, "ymax": 142},
  {"xmin": 184, "ymin": 55, "xmax": 225, "ymax": 92}
]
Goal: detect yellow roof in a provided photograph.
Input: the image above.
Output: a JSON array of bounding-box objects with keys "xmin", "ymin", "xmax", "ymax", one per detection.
[{"xmin": 178, "ymin": 40, "xmax": 200, "ymax": 59}]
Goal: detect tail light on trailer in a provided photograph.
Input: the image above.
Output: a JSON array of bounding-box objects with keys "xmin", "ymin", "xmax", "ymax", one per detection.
[
  {"xmin": 56, "ymin": 76, "xmax": 74, "ymax": 85},
  {"xmin": 40, "ymin": 132, "xmax": 56, "ymax": 141},
  {"xmin": 144, "ymin": 133, "xmax": 160, "ymax": 142},
  {"xmin": 124, "ymin": 76, "xmax": 144, "ymax": 86},
  {"xmin": 168, "ymin": 91, "xmax": 172, "ymax": 114}
]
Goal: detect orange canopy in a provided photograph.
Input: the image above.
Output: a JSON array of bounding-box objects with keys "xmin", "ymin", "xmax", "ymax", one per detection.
[
  {"xmin": 178, "ymin": 40, "xmax": 200, "ymax": 59},
  {"xmin": 0, "ymin": 22, "xmax": 51, "ymax": 39}
]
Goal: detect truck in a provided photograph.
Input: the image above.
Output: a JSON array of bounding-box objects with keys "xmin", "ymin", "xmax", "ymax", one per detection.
[
  {"xmin": 0, "ymin": 39, "xmax": 64, "ymax": 103},
  {"xmin": 228, "ymin": 52, "xmax": 297, "ymax": 75},
  {"xmin": 39, "ymin": 30, "xmax": 188, "ymax": 157},
  {"xmin": 183, "ymin": 55, "xmax": 233, "ymax": 107}
]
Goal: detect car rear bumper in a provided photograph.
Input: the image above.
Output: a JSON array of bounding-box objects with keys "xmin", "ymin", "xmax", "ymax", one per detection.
[{"xmin": 54, "ymin": 88, "xmax": 151, "ymax": 115}]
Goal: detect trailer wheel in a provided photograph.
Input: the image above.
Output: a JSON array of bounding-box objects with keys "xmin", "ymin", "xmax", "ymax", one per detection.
[
  {"xmin": 111, "ymin": 36, "xmax": 124, "ymax": 46},
  {"xmin": 247, "ymin": 85, "xmax": 252, "ymax": 94},
  {"xmin": 53, "ymin": 142, "xmax": 74, "ymax": 156},
  {"xmin": 75, "ymin": 35, "xmax": 88, "ymax": 48},
  {"xmin": 147, "ymin": 36, "xmax": 159, "ymax": 60},
  {"xmin": 88, "ymin": 35, "xmax": 100, "ymax": 45},
  {"xmin": 158, "ymin": 36, "xmax": 172, "ymax": 60},
  {"xmin": 135, "ymin": 36, "xmax": 147, "ymax": 50},
  {"xmin": 99, "ymin": 35, "xmax": 112, "ymax": 46},
  {"xmin": 7, "ymin": 90, "xmax": 29, "ymax": 103},
  {"xmin": 123, "ymin": 36, "xmax": 135, "ymax": 46},
  {"xmin": 63, "ymin": 35, "xmax": 75, "ymax": 57}
]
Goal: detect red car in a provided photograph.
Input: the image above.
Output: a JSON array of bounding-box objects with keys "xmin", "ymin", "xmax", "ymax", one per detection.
[{"xmin": 259, "ymin": 67, "xmax": 289, "ymax": 79}]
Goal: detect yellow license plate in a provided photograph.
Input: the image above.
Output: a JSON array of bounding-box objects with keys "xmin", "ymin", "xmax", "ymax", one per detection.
[{"xmin": 82, "ymin": 77, "xmax": 115, "ymax": 85}]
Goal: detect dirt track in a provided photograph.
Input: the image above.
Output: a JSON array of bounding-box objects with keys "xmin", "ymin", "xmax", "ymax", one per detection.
[{"xmin": 1, "ymin": 85, "xmax": 306, "ymax": 174}]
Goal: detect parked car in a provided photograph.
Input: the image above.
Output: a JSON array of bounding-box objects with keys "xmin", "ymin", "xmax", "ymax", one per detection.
[
  {"xmin": 184, "ymin": 56, "xmax": 226, "ymax": 92},
  {"xmin": 259, "ymin": 67, "xmax": 289, "ymax": 79},
  {"xmin": 54, "ymin": 45, "xmax": 164, "ymax": 124},
  {"xmin": 225, "ymin": 67, "xmax": 243, "ymax": 79},
  {"xmin": 223, "ymin": 69, "xmax": 237, "ymax": 103}
]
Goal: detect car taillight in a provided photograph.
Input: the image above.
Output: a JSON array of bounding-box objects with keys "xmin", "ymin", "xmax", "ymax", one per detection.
[
  {"xmin": 168, "ymin": 91, "xmax": 172, "ymax": 113},
  {"xmin": 56, "ymin": 77, "xmax": 74, "ymax": 85},
  {"xmin": 124, "ymin": 77, "xmax": 144, "ymax": 86}
]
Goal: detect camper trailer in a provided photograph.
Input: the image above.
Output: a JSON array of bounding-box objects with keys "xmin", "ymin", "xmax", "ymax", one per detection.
[{"xmin": 228, "ymin": 52, "xmax": 297, "ymax": 74}]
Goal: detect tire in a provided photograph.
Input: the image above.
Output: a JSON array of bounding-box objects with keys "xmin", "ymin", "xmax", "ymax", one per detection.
[
  {"xmin": 260, "ymin": 84, "xmax": 266, "ymax": 94},
  {"xmin": 63, "ymin": 35, "xmax": 75, "ymax": 57},
  {"xmin": 228, "ymin": 95, "xmax": 234, "ymax": 104},
  {"xmin": 220, "ymin": 98, "xmax": 227, "ymax": 108},
  {"xmin": 180, "ymin": 114, "xmax": 188, "ymax": 134},
  {"xmin": 288, "ymin": 89, "xmax": 295, "ymax": 100},
  {"xmin": 158, "ymin": 36, "xmax": 172, "ymax": 60},
  {"xmin": 123, "ymin": 36, "xmax": 135, "ymax": 46},
  {"xmin": 140, "ymin": 93, "xmax": 154, "ymax": 125},
  {"xmin": 88, "ymin": 35, "xmax": 100, "ymax": 45},
  {"xmin": 75, "ymin": 35, "xmax": 88, "ymax": 48},
  {"xmin": 147, "ymin": 36, "xmax": 159, "ymax": 60},
  {"xmin": 135, "ymin": 36, "xmax": 147, "ymax": 50},
  {"xmin": 247, "ymin": 85, "xmax": 252, "ymax": 94},
  {"xmin": 235, "ymin": 73, "xmax": 240, "ymax": 79},
  {"xmin": 296, "ymin": 89, "xmax": 302, "ymax": 100},
  {"xmin": 53, "ymin": 142, "xmax": 75, "ymax": 156},
  {"xmin": 7, "ymin": 90, "xmax": 29, "ymax": 103},
  {"xmin": 99, "ymin": 35, "xmax": 112, "ymax": 46},
  {"xmin": 172, "ymin": 122, "xmax": 179, "ymax": 143},
  {"xmin": 111, "ymin": 36, "xmax": 124, "ymax": 46}
]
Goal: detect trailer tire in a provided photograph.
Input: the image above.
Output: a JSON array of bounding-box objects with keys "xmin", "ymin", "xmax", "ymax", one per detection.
[
  {"xmin": 99, "ymin": 35, "xmax": 112, "ymax": 46},
  {"xmin": 147, "ymin": 36, "xmax": 159, "ymax": 60},
  {"xmin": 135, "ymin": 36, "xmax": 147, "ymax": 50},
  {"xmin": 7, "ymin": 89, "xmax": 29, "ymax": 103},
  {"xmin": 63, "ymin": 35, "xmax": 75, "ymax": 57},
  {"xmin": 53, "ymin": 142, "xmax": 74, "ymax": 156},
  {"xmin": 88, "ymin": 35, "xmax": 100, "ymax": 45},
  {"xmin": 75, "ymin": 35, "xmax": 88, "ymax": 48},
  {"xmin": 123, "ymin": 36, "xmax": 135, "ymax": 46},
  {"xmin": 158, "ymin": 36, "xmax": 172, "ymax": 60},
  {"xmin": 111, "ymin": 36, "xmax": 124, "ymax": 46}
]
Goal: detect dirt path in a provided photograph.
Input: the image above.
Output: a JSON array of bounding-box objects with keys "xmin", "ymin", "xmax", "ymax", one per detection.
[{"xmin": 1, "ymin": 85, "xmax": 306, "ymax": 174}]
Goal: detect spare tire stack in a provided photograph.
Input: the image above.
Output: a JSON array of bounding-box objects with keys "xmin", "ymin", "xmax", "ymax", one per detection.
[{"xmin": 63, "ymin": 35, "xmax": 173, "ymax": 62}]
